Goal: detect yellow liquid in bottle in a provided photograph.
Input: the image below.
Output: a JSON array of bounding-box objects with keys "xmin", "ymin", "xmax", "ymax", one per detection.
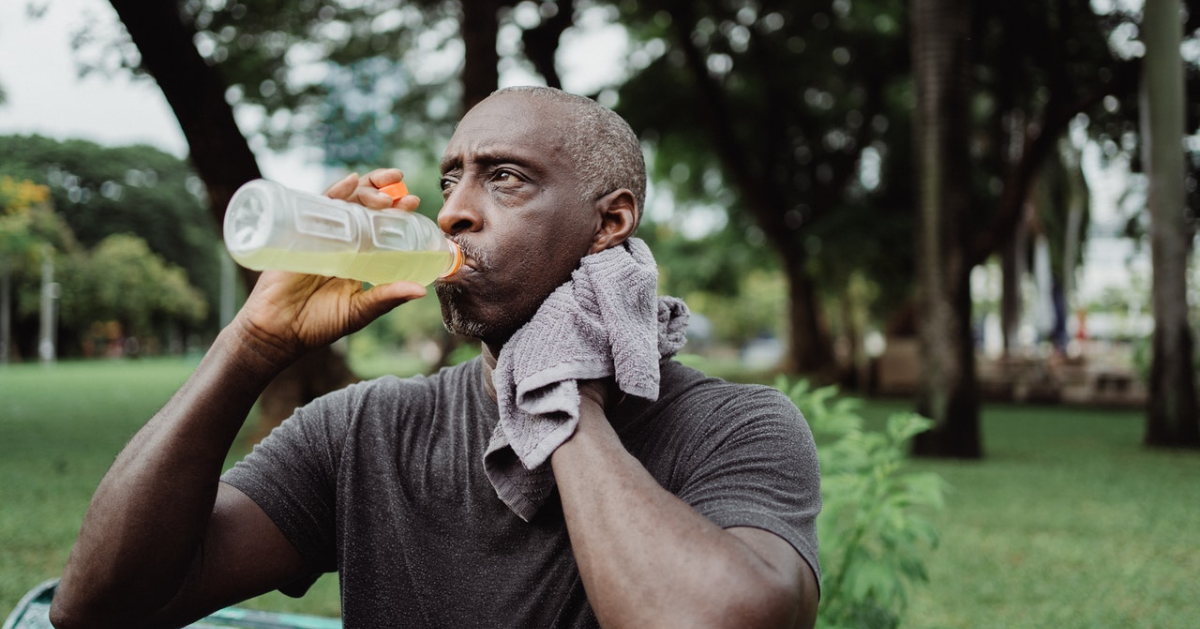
[{"xmin": 234, "ymin": 248, "xmax": 456, "ymax": 285}]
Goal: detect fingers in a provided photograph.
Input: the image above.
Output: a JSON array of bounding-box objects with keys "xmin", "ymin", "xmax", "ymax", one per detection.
[
  {"xmin": 355, "ymin": 169, "xmax": 401, "ymax": 209},
  {"xmin": 371, "ymin": 173, "xmax": 422, "ymax": 213},
  {"xmin": 352, "ymin": 281, "xmax": 428, "ymax": 323},
  {"xmin": 364, "ymin": 168, "xmax": 403, "ymax": 190},
  {"xmin": 243, "ymin": 274, "xmax": 426, "ymax": 355},
  {"xmin": 577, "ymin": 378, "xmax": 616, "ymax": 410},
  {"xmin": 323, "ymin": 172, "xmax": 359, "ymax": 201},
  {"xmin": 351, "ymin": 168, "xmax": 421, "ymax": 212}
]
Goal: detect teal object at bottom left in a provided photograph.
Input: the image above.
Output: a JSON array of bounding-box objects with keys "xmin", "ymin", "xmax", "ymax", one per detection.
[{"xmin": 2, "ymin": 579, "xmax": 343, "ymax": 629}]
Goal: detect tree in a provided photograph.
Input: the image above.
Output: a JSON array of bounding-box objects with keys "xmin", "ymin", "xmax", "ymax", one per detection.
[
  {"xmin": 62, "ymin": 234, "xmax": 207, "ymax": 341},
  {"xmin": 614, "ymin": 0, "xmax": 912, "ymax": 376},
  {"xmin": 910, "ymin": 0, "xmax": 980, "ymax": 457},
  {"xmin": 0, "ymin": 175, "xmax": 205, "ymax": 360},
  {"xmin": 1141, "ymin": 0, "xmax": 1199, "ymax": 448},
  {"xmin": 0, "ymin": 135, "xmax": 221, "ymax": 330},
  {"xmin": 0, "ymin": 177, "xmax": 67, "ymax": 362},
  {"xmin": 968, "ymin": 1, "xmax": 1134, "ymax": 354}
]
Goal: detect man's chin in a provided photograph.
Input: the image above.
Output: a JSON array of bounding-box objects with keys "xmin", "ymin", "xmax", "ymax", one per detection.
[{"xmin": 435, "ymin": 283, "xmax": 508, "ymax": 344}]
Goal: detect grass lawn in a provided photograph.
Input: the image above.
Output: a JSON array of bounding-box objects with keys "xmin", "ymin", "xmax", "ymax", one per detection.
[
  {"xmin": 2, "ymin": 358, "xmax": 1198, "ymax": 626},
  {"xmin": 857, "ymin": 399, "xmax": 1200, "ymax": 629},
  {"xmin": 0, "ymin": 358, "xmax": 342, "ymax": 619}
]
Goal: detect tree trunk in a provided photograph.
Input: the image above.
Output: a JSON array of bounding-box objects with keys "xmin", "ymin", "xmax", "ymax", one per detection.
[
  {"xmin": 460, "ymin": 0, "xmax": 504, "ymax": 112},
  {"xmin": 0, "ymin": 255, "xmax": 10, "ymax": 365},
  {"xmin": 1061, "ymin": 144, "xmax": 1088, "ymax": 320},
  {"xmin": 839, "ymin": 289, "xmax": 865, "ymax": 391},
  {"xmin": 1141, "ymin": 0, "xmax": 1200, "ymax": 448},
  {"xmin": 969, "ymin": 6, "xmax": 1139, "ymax": 272},
  {"xmin": 780, "ymin": 246, "xmax": 835, "ymax": 376},
  {"xmin": 109, "ymin": 0, "xmax": 358, "ymax": 436},
  {"xmin": 107, "ymin": 0, "xmax": 260, "ymax": 219},
  {"xmin": 1000, "ymin": 204, "xmax": 1028, "ymax": 354},
  {"xmin": 664, "ymin": 4, "xmax": 835, "ymax": 376},
  {"xmin": 521, "ymin": 0, "xmax": 574, "ymax": 90},
  {"xmin": 910, "ymin": 0, "xmax": 982, "ymax": 458}
]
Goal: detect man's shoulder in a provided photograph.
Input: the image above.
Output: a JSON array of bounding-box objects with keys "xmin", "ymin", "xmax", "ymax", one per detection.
[
  {"xmin": 660, "ymin": 359, "xmax": 795, "ymax": 410},
  {"xmin": 298, "ymin": 357, "xmax": 484, "ymax": 435},
  {"xmin": 351, "ymin": 356, "xmax": 483, "ymax": 397}
]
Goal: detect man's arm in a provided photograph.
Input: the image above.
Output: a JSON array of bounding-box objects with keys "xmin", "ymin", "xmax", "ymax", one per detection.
[
  {"xmin": 51, "ymin": 170, "xmax": 425, "ymax": 629},
  {"xmin": 551, "ymin": 388, "xmax": 820, "ymax": 629},
  {"xmin": 51, "ymin": 324, "xmax": 308, "ymax": 629}
]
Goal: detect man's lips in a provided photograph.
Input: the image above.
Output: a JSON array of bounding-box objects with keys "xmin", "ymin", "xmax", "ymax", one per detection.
[
  {"xmin": 449, "ymin": 240, "xmax": 486, "ymax": 275},
  {"xmin": 438, "ymin": 253, "xmax": 479, "ymax": 285}
]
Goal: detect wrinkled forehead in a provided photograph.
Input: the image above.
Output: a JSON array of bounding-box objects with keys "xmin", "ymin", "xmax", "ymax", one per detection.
[{"xmin": 441, "ymin": 93, "xmax": 574, "ymax": 170}]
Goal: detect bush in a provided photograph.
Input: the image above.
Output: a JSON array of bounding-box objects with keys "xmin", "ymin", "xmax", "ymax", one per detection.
[{"xmin": 776, "ymin": 378, "xmax": 946, "ymax": 629}]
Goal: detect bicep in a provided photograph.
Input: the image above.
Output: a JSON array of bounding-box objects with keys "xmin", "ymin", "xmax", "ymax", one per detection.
[
  {"xmin": 149, "ymin": 483, "xmax": 311, "ymax": 627},
  {"xmin": 727, "ymin": 527, "xmax": 819, "ymax": 629}
]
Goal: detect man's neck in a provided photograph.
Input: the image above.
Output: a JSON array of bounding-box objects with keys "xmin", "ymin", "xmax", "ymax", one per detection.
[{"xmin": 480, "ymin": 342, "xmax": 501, "ymax": 404}]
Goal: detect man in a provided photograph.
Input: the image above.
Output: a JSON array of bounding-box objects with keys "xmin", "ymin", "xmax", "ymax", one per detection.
[{"xmin": 51, "ymin": 86, "xmax": 821, "ymax": 629}]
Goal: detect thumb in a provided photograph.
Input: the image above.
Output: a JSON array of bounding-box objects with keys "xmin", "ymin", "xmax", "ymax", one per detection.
[{"xmin": 351, "ymin": 281, "xmax": 428, "ymax": 322}]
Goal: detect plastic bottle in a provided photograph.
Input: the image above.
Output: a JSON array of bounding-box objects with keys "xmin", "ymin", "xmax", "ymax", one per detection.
[{"xmin": 223, "ymin": 178, "xmax": 462, "ymax": 285}]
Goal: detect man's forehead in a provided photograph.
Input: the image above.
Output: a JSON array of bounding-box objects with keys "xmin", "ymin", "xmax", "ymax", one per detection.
[{"xmin": 442, "ymin": 96, "xmax": 572, "ymax": 167}]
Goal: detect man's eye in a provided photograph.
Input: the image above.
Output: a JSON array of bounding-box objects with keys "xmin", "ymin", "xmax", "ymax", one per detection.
[{"xmin": 440, "ymin": 177, "xmax": 455, "ymax": 191}]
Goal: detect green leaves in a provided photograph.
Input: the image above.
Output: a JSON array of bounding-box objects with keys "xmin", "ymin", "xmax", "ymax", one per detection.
[
  {"xmin": 776, "ymin": 376, "xmax": 946, "ymax": 629},
  {"xmin": 0, "ymin": 134, "xmax": 219, "ymax": 311},
  {"xmin": 59, "ymin": 234, "xmax": 207, "ymax": 339}
]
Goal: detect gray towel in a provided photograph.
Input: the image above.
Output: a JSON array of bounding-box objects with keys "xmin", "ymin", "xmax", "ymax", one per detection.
[{"xmin": 485, "ymin": 237, "xmax": 689, "ymax": 521}]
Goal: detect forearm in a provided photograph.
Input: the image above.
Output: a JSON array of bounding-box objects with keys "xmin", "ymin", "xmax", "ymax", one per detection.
[
  {"xmin": 551, "ymin": 401, "xmax": 804, "ymax": 629},
  {"xmin": 55, "ymin": 323, "xmax": 288, "ymax": 621}
]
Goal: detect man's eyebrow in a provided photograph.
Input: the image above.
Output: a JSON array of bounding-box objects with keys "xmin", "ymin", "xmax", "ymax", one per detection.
[{"xmin": 441, "ymin": 148, "xmax": 541, "ymax": 174}]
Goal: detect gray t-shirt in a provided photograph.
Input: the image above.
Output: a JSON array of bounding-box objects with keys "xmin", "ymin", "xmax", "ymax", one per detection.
[{"xmin": 223, "ymin": 357, "xmax": 821, "ymax": 628}]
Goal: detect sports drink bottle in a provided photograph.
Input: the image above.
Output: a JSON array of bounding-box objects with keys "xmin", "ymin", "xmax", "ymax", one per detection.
[{"xmin": 223, "ymin": 178, "xmax": 462, "ymax": 285}]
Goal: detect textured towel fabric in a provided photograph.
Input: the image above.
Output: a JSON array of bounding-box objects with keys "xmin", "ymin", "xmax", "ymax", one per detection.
[{"xmin": 485, "ymin": 237, "xmax": 689, "ymax": 521}]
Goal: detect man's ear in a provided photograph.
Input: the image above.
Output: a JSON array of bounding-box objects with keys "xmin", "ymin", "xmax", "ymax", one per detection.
[{"xmin": 589, "ymin": 188, "xmax": 638, "ymax": 254}]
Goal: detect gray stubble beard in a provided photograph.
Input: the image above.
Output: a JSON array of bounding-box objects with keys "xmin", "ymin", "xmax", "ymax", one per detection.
[
  {"xmin": 434, "ymin": 282, "xmax": 531, "ymax": 347},
  {"xmin": 434, "ymin": 283, "xmax": 487, "ymax": 340}
]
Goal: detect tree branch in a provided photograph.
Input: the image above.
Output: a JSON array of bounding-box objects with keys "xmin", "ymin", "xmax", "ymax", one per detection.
[
  {"xmin": 521, "ymin": 0, "xmax": 574, "ymax": 90},
  {"xmin": 107, "ymin": 0, "xmax": 261, "ymax": 236},
  {"xmin": 970, "ymin": 58, "xmax": 1139, "ymax": 267}
]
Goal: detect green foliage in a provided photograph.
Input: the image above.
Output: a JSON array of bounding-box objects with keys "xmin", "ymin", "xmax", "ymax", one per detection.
[
  {"xmin": 0, "ymin": 175, "xmax": 206, "ymax": 358},
  {"xmin": 614, "ymin": 0, "xmax": 918, "ymax": 327},
  {"xmin": 0, "ymin": 177, "xmax": 80, "ymax": 264},
  {"xmin": 0, "ymin": 135, "xmax": 221, "ymax": 330},
  {"xmin": 679, "ymin": 268, "xmax": 787, "ymax": 348},
  {"xmin": 78, "ymin": 0, "xmax": 465, "ymax": 167},
  {"xmin": 59, "ymin": 234, "xmax": 207, "ymax": 339},
  {"xmin": 1, "ymin": 178, "xmax": 80, "ymax": 358},
  {"xmin": 775, "ymin": 378, "xmax": 945, "ymax": 629}
]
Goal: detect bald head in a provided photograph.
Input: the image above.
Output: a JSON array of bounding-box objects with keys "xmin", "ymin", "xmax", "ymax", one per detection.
[{"xmin": 487, "ymin": 86, "xmax": 646, "ymax": 229}]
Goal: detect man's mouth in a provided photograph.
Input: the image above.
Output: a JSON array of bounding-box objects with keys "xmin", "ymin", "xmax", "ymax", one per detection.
[{"xmin": 451, "ymin": 239, "xmax": 488, "ymax": 274}]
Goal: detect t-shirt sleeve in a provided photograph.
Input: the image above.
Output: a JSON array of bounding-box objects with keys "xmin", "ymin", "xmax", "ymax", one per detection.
[
  {"xmin": 221, "ymin": 384, "xmax": 361, "ymax": 592},
  {"xmin": 672, "ymin": 386, "xmax": 822, "ymax": 587}
]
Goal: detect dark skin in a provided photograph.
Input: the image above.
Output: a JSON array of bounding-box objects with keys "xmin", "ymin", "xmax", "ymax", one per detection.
[{"xmin": 50, "ymin": 91, "xmax": 818, "ymax": 629}]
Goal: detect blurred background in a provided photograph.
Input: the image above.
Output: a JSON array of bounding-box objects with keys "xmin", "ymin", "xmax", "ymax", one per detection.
[{"xmin": 1, "ymin": 0, "xmax": 1198, "ymax": 627}]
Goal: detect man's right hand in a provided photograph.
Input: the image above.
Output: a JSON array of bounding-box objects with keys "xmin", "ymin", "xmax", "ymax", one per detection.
[
  {"xmin": 232, "ymin": 268, "xmax": 425, "ymax": 369},
  {"xmin": 231, "ymin": 170, "xmax": 429, "ymax": 369}
]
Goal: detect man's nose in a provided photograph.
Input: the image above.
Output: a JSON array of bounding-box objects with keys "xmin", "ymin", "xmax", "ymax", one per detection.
[{"xmin": 437, "ymin": 185, "xmax": 482, "ymax": 236}]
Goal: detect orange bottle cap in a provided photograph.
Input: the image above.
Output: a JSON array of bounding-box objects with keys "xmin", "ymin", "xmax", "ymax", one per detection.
[{"xmin": 379, "ymin": 181, "xmax": 409, "ymax": 200}]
